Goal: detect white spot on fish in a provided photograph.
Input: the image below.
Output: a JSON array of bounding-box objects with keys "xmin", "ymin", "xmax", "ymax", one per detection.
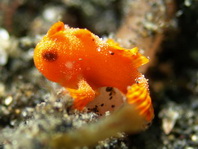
[
  {"xmin": 97, "ymin": 48, "xmax": 101, "ymax": 52},
  {"xmin": 65, "ymin": 61, "xmax": 73, "ymax": 69}
]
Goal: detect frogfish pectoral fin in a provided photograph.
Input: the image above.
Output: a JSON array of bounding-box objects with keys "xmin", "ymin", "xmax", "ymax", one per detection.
[{"xmin": 67, "ymin": 80, "xmax": 96, "ymax": 110}]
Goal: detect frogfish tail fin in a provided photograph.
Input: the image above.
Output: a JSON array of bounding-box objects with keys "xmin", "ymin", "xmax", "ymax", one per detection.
[{"xmin": 126, "ymin": 75, "xmax": 154, "ymax": 122}]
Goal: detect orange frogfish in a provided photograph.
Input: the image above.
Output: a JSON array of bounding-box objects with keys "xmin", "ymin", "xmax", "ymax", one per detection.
[{"xmin": 34, "ymin": 21, "xmax": 154, "ymax": 122}]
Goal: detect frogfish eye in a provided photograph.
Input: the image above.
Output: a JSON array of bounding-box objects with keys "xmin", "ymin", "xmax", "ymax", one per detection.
[{"xmin": 42, "ymin": 50, "xmax": 58, "ymax": 62}]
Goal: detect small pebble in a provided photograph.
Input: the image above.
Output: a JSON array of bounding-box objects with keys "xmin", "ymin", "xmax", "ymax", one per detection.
[
  {"xmin": 0, "ymin": 48, "xmax": 8, "ymax": 66},
  {"xmin": 4, "ymin": 96, "xmax": 13, "ymax": 106},
  {"xmin": 191, "ymin": 135, "xmax": 198, "ymax": 141}
]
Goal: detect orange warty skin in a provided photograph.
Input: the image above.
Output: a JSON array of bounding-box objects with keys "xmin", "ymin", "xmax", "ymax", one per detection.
[{"xmin": 34, "ymin": 21, "xmax": 154, "ymax": 122}]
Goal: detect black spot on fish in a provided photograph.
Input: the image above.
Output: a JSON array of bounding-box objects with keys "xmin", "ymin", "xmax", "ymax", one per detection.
[
  {"xmin": 106, "ymin": 87, "xmax": 113, "ymax": 92},
  {"xmin": 42, "ymin": 51, "xmax": 58, "ymax": 62},
  {"xmin": 109, "ymin": 51, "xmax": 114, "ymax": 55},
  {"xmin": 111, "ymin": 105, "xmax": 115, "ymax": 108}
]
